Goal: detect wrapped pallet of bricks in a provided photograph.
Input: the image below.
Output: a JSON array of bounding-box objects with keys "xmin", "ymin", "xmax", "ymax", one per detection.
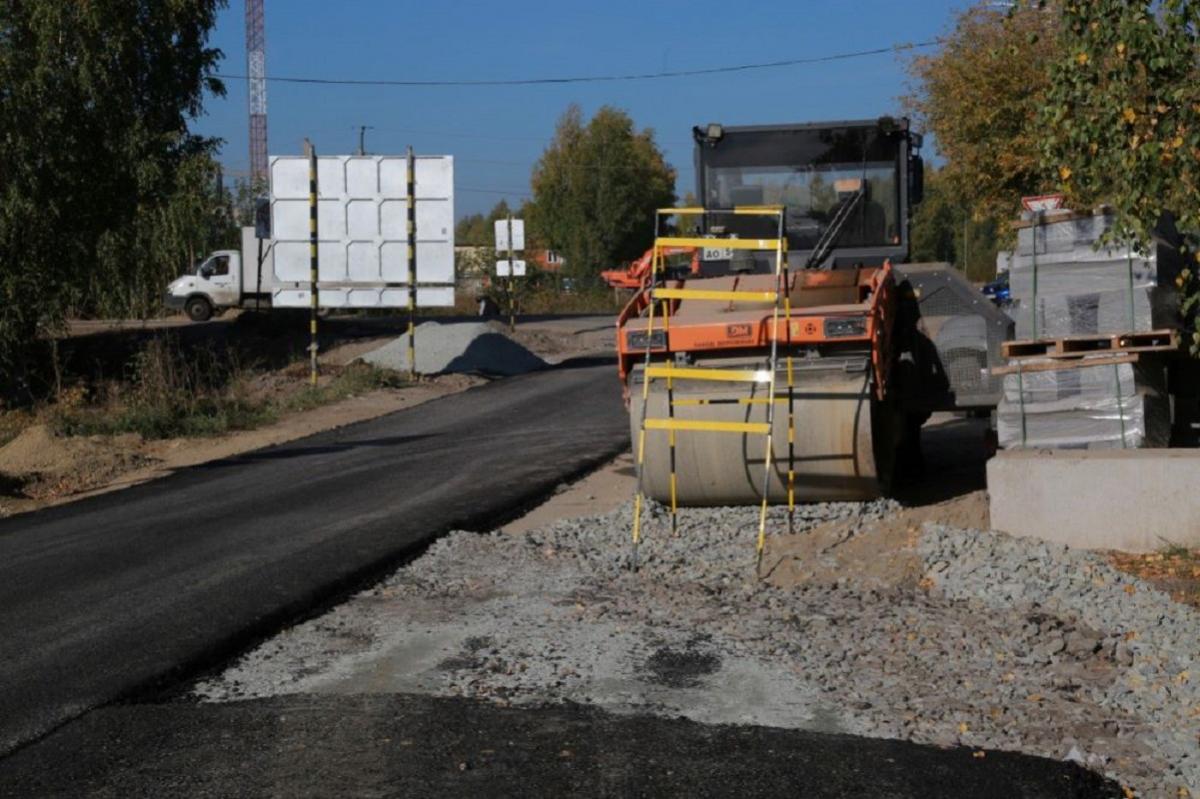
[
  {"xmin": 1007, "ymin": 209, "xmax": 1182, "ymax": 340},
  {"xmin": 996, "ymin": 358, "xmax": 1170, "ymax": 450}
]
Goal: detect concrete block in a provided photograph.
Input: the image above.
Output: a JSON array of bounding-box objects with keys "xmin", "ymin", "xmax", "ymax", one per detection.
[{"xmin": 987, "ymin": 449, "xmax": 1200, "ymax": 552}]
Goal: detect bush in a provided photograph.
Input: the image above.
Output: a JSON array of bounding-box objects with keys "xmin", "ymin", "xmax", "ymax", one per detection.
[{"xmin": 53, "ymin": 336, "xmax": 270, "ymax": 439}]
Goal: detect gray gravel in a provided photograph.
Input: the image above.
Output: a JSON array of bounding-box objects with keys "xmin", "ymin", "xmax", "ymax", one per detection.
[
  {"xmin": 196, "ymin": 501, "xmax": 1197, "ymax": 797},
  {"xmin": 359, "ymin": 320, "xmax": 547, "ymax": 376}
]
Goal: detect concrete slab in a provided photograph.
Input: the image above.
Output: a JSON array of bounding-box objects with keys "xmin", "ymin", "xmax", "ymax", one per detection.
[{"xmin": 988, "ymin": 448, "xmax": 1200, "ymax": 552}]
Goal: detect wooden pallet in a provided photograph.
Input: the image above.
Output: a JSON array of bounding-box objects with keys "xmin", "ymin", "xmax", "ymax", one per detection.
[
  {"xmin": 990, "ymin": 353, "xmax": 1139, "ymax": 377},
  {"xmin": 1001, "ymin": 329, "xmax": 1179, "ymax": 360}
]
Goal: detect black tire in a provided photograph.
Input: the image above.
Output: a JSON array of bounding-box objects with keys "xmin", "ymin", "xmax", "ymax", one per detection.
[{"xmin": 185, "ymin": 296, "xmax": 213, "ymax": 322}]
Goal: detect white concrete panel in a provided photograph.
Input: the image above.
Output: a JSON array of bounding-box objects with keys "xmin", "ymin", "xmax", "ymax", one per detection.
[
  {"xmin": 379, "ymin": 157, "xmax": 408, "ymax": 196},
  {"xmin": 346, "ymin": 200, "xmax": 378, "ymax": 239},
  {"xmin": 380, "ymin": 199, "xmax": 407, "ymax": 239},
  {"xmin": 272, "ymin": 200, "xmax": 311, "ymax": 240},
  {"xmin": 417, "ymin": 242, "xmax": 454, "ymax": 283},
  {"xmin": 417, "ymin": 199, "xmax": 452, "ymax": 241},
  {"xmin": 270, "ymin": 154, "xmax": 453, "ymax": 308},
  {"xmin": 273, "ymin": 242, "xmax": 311, "ymax": 281},
  {"xmin": 379, "ymin": 287, "xmax": 456, "ymax": 307},
  {"xmin": 415, "ymin": 156, "xmax": 453, "ymax": 198},
  {"xmin": 380, "ymin": 241, "xmax": 409, "ymax": 282},
  {"xmin": 317, "ymin": 200, "xmax": 344, "ymax": 240},
  {"xmin": 317, "ymin": 158, "xmax": 344, "ymax": 195},
  {"xmin": 317, "ymin": 242, "xmax": 347, "ymax": 281},
  {"xmin": 347, "ymin": 241, "xmax": 380, "ymax": 281},
  {"xmin": 270, "ymin": 158, "xmax": 310, "ymax": 199},
  {"xmin": 345, "ymin": 158, "xmax": 379, "ymax": 197},
  {"xmin": 347, "ymin": 288, "xmax": 382, "ymax": 307}
]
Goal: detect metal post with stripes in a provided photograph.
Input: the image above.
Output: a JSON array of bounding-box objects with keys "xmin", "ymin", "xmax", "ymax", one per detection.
[
  {"xmin": 306, "ymin": 140, "xmax": 319, "ymax": 387},
  {"xmin": 406, "ymin": 145, "xmax": 418, "ymax": 379}
]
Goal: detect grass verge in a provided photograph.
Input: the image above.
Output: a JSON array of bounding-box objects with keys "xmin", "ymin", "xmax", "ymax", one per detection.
[{"xmin": 49, "ymin": 335, "xmax": 412, "ymax": 441}]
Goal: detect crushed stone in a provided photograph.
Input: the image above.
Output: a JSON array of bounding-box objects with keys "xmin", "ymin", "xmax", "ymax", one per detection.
[{"xmin": 195, "ymin": 500, "xmax": 1196, "ymax": 797}]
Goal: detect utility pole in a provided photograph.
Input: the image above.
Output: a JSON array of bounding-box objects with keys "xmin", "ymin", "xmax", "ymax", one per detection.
[{"xmin": 356, "ymin": 125, "xmax": 375, "ymax": 156}]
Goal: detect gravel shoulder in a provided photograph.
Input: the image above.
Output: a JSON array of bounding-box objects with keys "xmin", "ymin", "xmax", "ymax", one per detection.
[{"xmin": 191, "ymin": 414, "xmax": 1195, "ymax": 797}]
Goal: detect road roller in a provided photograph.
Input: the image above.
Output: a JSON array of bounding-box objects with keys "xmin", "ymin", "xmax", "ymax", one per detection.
[{"xmin": 616, "ymin": 117, "xmax": 1012, "ymax": 522}]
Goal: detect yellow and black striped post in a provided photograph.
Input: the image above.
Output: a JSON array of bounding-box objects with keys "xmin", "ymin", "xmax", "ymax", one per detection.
[
  {"xmin": 662, "ymin": 251, "xmax": 678, "ymax": 538},
  {"xmin": 406, "ymin": 145, "xmax": 418, "ymax": 379},
  {"xmin": 784, "ymin": 248, "xmax": 796, "ymax": 536},
  {"xmin": 307, "ymin": 140, "xmax": 319, "ymax": 387}
]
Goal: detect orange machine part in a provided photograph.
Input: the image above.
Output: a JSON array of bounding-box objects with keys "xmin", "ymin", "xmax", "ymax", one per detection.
[
  {"xmin": 616, "ymin": 263, "xmax": 897, "ymax": 402},
  {"xmin": 601, "ymin": 247, "xmax": 700, "ymax": 291}
]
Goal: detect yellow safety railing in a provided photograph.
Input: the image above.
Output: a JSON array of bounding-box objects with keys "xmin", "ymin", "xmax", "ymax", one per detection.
[{"xmin": 630, "ymin": 205, "xmax": 796, "ymax": 577}]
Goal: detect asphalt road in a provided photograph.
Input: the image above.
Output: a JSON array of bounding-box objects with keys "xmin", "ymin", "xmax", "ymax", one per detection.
[
  {"xmin": 0, "ymin": 358, "xmax": 629, "ymax": 757},
  {"xmin": 0, "ymin": 694, "xmax": 1120, "ymax": 798}
]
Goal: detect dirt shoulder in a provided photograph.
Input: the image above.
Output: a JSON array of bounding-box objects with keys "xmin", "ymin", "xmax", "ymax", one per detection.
[{"xmin": 0, "ymin": 374, "xmax": 480, "ymax": 518}]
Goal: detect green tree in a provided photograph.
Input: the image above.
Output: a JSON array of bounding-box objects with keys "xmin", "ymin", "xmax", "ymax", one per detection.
[
  {"xmin": 909, "ymin": 169, "xmax": 1000, "ymax": 281},
  {"xmin": 455, "ymin": 200, "xmax": 514, "ymax": 247},
  {"xmin": 905, "ymin": 3, "xmax": 1061, "ymax": 223},
  {"xmin": 910, "ymin": 170, "xmax": 959, "ymax": 265},
  {"xmin": 0, "ymin": 0, "xmax": 225, "ymax": 387},
  {"xmin": 1039, "ymin": 0, "xmax": 1200, "ymax": 350},
  {"xmin": 526, "ymin": 105, "xmax": 675, "ymax": 283}
]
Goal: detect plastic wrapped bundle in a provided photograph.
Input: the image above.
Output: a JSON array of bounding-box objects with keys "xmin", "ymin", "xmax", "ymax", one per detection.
[
  {"xmin": 1008, "ymin": 212, "xmax": 1178, "ymax": 338},
  {"xmin": 1016, "ymin": 213, "xmax": 1115, "ymax": 257},
  {"xmin": 1009, "ymin": 283, "xmax": 1177, "ymax": 340},
  {"xmin": 997, "ymin": 359, "xmax": 1170, "ymax": 450}
]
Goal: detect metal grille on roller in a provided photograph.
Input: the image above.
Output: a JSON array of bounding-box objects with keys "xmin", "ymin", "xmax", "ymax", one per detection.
[{"xmin": 894, "ymin": 263, "xmax": 1013, "ymax": 408}]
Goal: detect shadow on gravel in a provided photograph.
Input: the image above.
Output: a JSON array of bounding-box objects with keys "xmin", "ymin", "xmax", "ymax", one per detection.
[{"xmin": 0, "ymin": 693, "xmax": 1120, "ymax": 798}]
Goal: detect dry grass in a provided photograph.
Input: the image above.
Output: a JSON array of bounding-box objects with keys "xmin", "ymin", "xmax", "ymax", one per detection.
[{"xmin": 50, "ymin": 336, "xmax": 410, "ymax": 441}]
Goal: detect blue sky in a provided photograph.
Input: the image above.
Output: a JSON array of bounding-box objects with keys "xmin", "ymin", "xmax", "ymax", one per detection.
[{"xmin": 193, "ymin": 0, "xmax": 969, "ymax": 217}]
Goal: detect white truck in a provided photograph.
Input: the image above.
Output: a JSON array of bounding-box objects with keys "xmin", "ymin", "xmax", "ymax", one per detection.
[{"xmin": 165, "ymin": 227, "xmax": 276, "ymax": 322}]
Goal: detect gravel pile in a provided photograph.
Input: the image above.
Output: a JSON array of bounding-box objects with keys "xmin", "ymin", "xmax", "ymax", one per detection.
[
  {"xmin": 922, "ymin": 525, "xmax": 1200, "ymax": 793},
  {"xmin": 197, "ymin": 501, "xmax": 1197, "ymax": 797},
  {"xmin": 360, "ymin": 321, "xmax": 547, "ymax": 376}
]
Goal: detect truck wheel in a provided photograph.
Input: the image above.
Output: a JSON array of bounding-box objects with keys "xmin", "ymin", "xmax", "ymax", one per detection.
[{"xmin": 185, "ymin": 296, "xmax": 213, "ymax": 322}]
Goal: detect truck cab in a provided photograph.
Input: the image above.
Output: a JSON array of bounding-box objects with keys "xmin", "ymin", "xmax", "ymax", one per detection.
[
  {"xmin": 164, "ymin": 251, "xmax": 241, "ymax": 321},
  {"xmin": 165, "ymin": 228, "xmax": 274, "ymax": 321}
]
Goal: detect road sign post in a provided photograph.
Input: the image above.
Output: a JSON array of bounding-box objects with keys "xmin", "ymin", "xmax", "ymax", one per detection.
[{"xmin": 495, "ymin": 216, "xmax": 526, "ymax": 332}]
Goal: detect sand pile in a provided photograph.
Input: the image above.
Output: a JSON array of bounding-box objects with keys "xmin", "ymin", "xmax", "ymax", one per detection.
[
  {"xmin": 359, "ymin": 322, "xmax": 548, "ymax": 377},
  {"xmin": 0, "ymin": 425, "xmax": 77, "ymax": 476}
]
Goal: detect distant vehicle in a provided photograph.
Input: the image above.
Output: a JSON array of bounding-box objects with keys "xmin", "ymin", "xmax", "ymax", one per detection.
[
  {"xmin": 164, "ymin": 227, "xmax": 275, "ymax": 322},
  {"xmin": 982, "ymin": 273, "xmax": 1011, "ymax": 306}
]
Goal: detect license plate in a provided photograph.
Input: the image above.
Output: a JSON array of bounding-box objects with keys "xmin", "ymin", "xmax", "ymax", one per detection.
[{"xmin": 702, "ymin": 247, "xmax": 733, "ymax": 261}]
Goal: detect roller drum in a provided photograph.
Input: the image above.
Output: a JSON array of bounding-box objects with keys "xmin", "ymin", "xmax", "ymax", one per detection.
[{"xmin": 630, "ymin": 361, "xmax": 895, "ymax": 505}]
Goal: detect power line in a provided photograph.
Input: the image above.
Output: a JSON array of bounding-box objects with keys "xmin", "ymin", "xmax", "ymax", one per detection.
[
  {"xmin": 458, "ymin": 156, "xmax": 694, "ymax": 172},
  {"xmin": 458, "ymin": 186, "xmax": 533, "ymax": 197},
  {"xmin": 215, "ymin": 40, "xmax": 940, "ymax": 88}
]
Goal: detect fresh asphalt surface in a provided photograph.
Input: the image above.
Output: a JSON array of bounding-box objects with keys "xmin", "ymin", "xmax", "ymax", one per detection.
[
  {"xmin": 0, "ymin": 695, "xmax": 1120, "ymax": 798},
  {"xmin": 0, "ymin": 357, "xmax": 1119, "ymax": 796},
  {"xmin": 0, "ymin": 358, "xmax": 628, "ymax": 757}
]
